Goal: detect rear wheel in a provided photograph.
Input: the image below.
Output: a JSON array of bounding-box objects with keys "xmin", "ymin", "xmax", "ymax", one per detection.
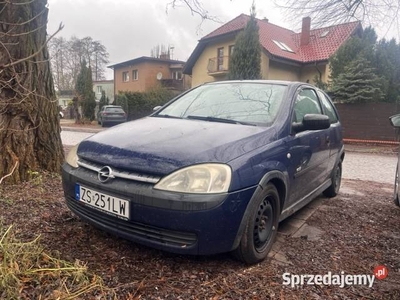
[
  {"xmin": 323, "ymin": 161, "xmax": 342, "ymax": 198},
  {"xmin": 233, "ymin": 183, "xmax": 280, "ymax": 264},
  {"xmin": 101, "ymin": 119, "xmax": 106, "ymax": 127}
]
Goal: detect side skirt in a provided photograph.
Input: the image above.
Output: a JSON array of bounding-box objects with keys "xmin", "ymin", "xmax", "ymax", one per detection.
[{"xmin": 279, "ymin": 179, "xmax": 331, "ymax": 222}]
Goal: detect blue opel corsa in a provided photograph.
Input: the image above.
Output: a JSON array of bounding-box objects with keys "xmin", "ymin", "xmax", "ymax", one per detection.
[{"xmin": 62, "ymin": 81, "xmax": 344, "ymax": 264}]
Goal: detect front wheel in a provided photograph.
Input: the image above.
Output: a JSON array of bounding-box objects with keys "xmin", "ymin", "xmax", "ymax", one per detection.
[
  {"xmin": 232, "ymin": 183, "xmax": 280, "ymax": 264},
  {"xmin": 323, "ymin": 161, "xmax": 342, "ymax": 198}
]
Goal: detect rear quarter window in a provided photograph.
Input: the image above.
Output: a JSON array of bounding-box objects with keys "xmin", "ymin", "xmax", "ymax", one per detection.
[{"xmin": 106, "ymin": 107, "xmax": 124, "ymax": 113}]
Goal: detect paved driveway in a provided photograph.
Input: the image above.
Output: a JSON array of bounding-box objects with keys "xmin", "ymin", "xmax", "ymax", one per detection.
[{"xmin": 342, "ymin": 152, "xmax": 396, "ymax": 184}]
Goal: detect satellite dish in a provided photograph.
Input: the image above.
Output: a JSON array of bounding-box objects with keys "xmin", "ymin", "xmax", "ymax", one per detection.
[{"xmin": 156, "ymin": 72, "xmax": 163, "ymax": 80}]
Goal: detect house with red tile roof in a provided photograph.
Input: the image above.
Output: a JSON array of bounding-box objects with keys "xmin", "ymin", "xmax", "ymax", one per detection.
[{"xmin": 183, "ymin": 14, "xmax": 362, "ymax": 87}]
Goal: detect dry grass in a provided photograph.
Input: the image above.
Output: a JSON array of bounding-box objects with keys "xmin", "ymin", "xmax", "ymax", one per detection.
[{"xmin": 0, "ymin": 225, "xmax": 114, "ymax": 299}]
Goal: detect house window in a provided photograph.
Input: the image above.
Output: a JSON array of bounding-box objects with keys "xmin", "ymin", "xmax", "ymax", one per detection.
[
  {"xmin": 132, "ymin": 69, "xmax": 138, "ymax": 81},
  {"xmin": 272, "ymin": 40, "xmax": 295, "ymax": 53},
  {"xmin": 217, "ymin": 47, "xmax": 224, "ymax": 71},
  {"xmin": 122, "ymin": 71, "xmax": 129, "ymax": 82},
  {"xmin": 172, "ymin": 71, "xmax": 182, "ymax": 80},
  {"xmin": 229, "ymin": 45, "xmax": 235, "ymax": 57},
  {"xmin": 97, "ymin": 86, "xmax": 102, "ymax": 93}
]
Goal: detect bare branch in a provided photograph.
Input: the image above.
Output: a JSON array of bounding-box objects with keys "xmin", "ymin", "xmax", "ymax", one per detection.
[
  {"xmin": 0, "ymin": 22, "xmax": 63, "ymax": 69},
  {"xmin": 166, "ymin": 0, "xmax": 224, "ymax": 23},
  {"xmin": 0, "ymin": 161, "xmax": 18, "ymax": 185},
  {"xmin": 274, "ymin": 0, "xmax": 400, "ymax": 40}
]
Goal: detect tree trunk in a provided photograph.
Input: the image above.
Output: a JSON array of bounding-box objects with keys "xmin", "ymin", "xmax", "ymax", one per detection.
[{"xmin": 0, "ymin": 0, "xmax": 64, "ymax": 184}]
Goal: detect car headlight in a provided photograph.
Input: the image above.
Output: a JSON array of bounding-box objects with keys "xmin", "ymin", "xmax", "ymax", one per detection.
[
  {"xmin": 65, "ymin": 144, "xmax": 79, "ymax": 168},
  {"xmin": 154, "ymin": 164, "xmax": 231, "ymax": 194}
]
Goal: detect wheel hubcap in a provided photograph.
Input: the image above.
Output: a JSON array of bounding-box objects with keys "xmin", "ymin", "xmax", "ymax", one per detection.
[
  {"xmin": 334, "ymin": 164, "xmax": 342, "ymax": 192},
  {"xmin": 253, "ymin": 197, "xmax": 274, "ymax": 252},
  {"xmin": 395, "ymin": 168, "xmax": 398, "ymax": 199}
]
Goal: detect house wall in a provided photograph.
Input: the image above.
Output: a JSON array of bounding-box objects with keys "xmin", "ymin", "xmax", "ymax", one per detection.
[
  {"xmin": 93, "ymin": 81, "xmax": 114, "ymax": 103},
  {"xmin": 268, "ymin": 60, "xmax": 300, "ymax": 81},
  {"xmin": 299, "ymin": 63, "xmax": 329, "ymax": 84},
  {"xmin": 114, "ymin": 61, "xmax": 187, "ymax": 94},
  {"xmin": 260, "ymin": 52, "xmax": 270, "ymax": 79},
  {"xmin": 143, "ymin": 61, "xmax": 171, "ymax": 90},
  {"xmin": 191, "ymin": 37, "xmax": 236, "ymax": 87},
  {"xmin": 58, "ymin": 95, "xmax": 73, "ymax": 107},
  {"xmin": 114, "ymin": 61, "xmax": 148, "ymax": 93}
]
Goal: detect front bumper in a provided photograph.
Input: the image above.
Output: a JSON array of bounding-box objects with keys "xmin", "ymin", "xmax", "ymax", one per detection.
[{"xmin": 62, "ymin": 163, "xmax": 256, "ymax": 255}]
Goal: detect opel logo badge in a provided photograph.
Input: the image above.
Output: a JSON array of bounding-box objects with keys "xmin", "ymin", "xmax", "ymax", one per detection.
[{"xmin": 98, "ymin": 166, "xmax": 115, "ymax": 183}]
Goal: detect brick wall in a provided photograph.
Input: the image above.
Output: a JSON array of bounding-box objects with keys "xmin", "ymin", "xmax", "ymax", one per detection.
[{"xmin": 335, "ymin": 103, "xmax": 400, "ymax": 141}]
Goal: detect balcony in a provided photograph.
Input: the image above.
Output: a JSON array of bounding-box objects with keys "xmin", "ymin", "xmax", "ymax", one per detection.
[
  {"xmin": 207, "ymin": 56, "xmax": 230, "ymax": 76},
  {"xmin": 160, "ymin": 79, "xmax": 184, "ymax": 91}
]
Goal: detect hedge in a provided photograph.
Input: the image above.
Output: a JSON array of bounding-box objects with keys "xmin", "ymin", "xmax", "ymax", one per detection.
[{"xmin": 116, "ymin": 87, "xmax": 177, "ymax": 120}]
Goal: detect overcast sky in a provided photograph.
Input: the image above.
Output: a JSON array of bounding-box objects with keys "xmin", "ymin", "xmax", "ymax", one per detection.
[{"xmin": 47, "ymin": 0, "xmax": 398, "ymax": 80}]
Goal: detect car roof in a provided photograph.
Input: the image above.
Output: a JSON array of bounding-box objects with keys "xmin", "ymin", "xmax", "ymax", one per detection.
[
  {"xmin": 104, "ymin": 105, "xmax": 123, "ymax": 108},
  {"xmin": 203, "ymin": 80, "xmax": 311, "ymax": 89}
]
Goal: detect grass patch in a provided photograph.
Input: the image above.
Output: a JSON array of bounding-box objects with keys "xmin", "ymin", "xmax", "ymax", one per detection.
[{"xmin": 0, "ymin": 225, "xmax": 114, "ymax": 299}]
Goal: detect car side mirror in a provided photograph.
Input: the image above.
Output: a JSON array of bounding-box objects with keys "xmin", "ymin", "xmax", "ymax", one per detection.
[
  {"xmin": 389, "ymin": 114, "xmax": 400, "ymax": 128},
  {"xmin": 292, "ymin": 114, "xmax": 330, "ymax": 133},
  {"xmin": 153, "ymin": 106, "xmax": 162, "ymax": 112}
]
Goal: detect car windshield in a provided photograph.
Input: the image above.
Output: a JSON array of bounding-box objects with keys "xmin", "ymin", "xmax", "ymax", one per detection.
[
  {"xmin": 106, "ymin": 107, "xmax": 124, "ymax": 113},
  {"xmin": 155, "ymin": 83, "xmax": 287, "ymax": 126}
]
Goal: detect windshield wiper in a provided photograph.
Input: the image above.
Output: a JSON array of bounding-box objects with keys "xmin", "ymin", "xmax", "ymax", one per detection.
[
  {"xmin": 153, "ymin": 114, "xmax": 182, "ymax": 119},
  {"xmin": 186, "ymin": 115, "xmax": 256, "ymax": 126}
]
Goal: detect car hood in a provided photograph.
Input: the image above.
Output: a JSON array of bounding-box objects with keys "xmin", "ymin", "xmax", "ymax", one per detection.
[{"xmin": 77, "ymin": 117, "xmax": 276, "ymax": 175}]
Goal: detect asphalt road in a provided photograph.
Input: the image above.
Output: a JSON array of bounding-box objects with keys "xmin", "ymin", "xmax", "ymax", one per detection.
[{"xmin": 61, "ymin": 130, "xmax": 398, "ymax": 185}]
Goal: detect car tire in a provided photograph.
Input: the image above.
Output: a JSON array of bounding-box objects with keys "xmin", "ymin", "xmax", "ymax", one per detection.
[
  {"xmin": 323, "ymin": 161, "xmax": 342, "ymax": 198},
  {"xmin": 232, "ymin": 183, "xmax": 280, "ymax": 264},
  {"xmin": 101, "ymin": 119, "xmax": 106, "ymax": 127},
  {"xmin": 394, "ymin": 165, "xmax": 400, "ymax": 206}
]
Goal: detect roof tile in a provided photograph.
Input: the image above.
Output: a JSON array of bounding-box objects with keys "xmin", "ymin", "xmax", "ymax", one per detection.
[{"xmin": 202, "ymin": 14, "xmax": 360, "ymax": 63}]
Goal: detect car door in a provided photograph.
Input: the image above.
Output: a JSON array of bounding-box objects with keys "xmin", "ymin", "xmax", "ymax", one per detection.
[
  {"xmin": 286, "ymin": 87, "xmax": 331, "ymax": 205},
  {"xmin": 317, "ymin": 90, "xmax": 342, "ymax": 171}
]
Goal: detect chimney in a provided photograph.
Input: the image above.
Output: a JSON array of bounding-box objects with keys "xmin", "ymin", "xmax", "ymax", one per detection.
[
  {"xmin": 300, "ymin": 16, "xmax": 311, "ymax": 46},
  {"xmin": 263, "ymin": 17, "xmax": 269, "ymax": 22}
]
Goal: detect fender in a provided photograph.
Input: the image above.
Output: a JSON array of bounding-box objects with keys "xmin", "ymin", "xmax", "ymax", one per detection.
[{"xmin": 230, "ymin": 170, "xmax": 288, "ymax": 251}]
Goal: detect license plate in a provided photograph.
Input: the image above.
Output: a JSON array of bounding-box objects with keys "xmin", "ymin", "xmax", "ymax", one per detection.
[{"xmin": 75, "ymin": 184, "xmax": 129, "ymax": 219}]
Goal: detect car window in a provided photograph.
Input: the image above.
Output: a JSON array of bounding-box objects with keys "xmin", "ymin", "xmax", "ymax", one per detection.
[
  {"xmin": 105, "ymin": 107, "xmax": 124, "ymax": 113},
  {"xmin": 293, "ymin": 89, "xmax": 322, "ymax": 122},
  {"xmin": 156, "ymin": 83, "xmax": 287, "ymax": 126},
  {"xmin": 317, "ymin": 91, "xmax": 338, "ymax": 123}
]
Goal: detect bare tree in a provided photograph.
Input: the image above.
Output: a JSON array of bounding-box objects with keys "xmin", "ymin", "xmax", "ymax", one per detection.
[
  {"xmin": 49, "ymin": 36, "xmax": 109, "ymax": 91},
  {"xmin": 150, "ymin": 44, "xmax": 171, "ymax": 59},
  {"xmin": 274, "ymin": 0, "xmax": 400, "ymax": 38},
  {"xmin": 167, "ymin": 0, "xmax": 220, "ymax": 21},
  {"xmin": 0, "ymin": 0, "xmax": 64, "ymax": 184}
]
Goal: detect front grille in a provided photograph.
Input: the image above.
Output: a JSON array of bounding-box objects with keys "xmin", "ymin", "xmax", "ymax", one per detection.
[
  {"xmin": 77, "ymin": 158, "xmax": 161, "ymax": 184},
  {"xmin": 66, "ymin": 196, "xmax": 197, "ymax": 247}
]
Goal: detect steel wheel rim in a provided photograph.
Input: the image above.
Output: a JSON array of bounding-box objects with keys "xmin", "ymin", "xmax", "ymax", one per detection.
[
  {"xmin": 334, "ymin": 164, "xmax": 342, "ymax": 193},
  {"xmin": 395, "ymin": 167, "xmax": 399, "ymax": 199},
  {"xmin": 253, "ymin": 197, "xmax": 275, "ymax": 252}
]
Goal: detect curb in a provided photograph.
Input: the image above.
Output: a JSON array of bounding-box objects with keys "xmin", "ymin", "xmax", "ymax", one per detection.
[{"xmin": 61, "ymin": 126, "xmax": 103, "ymax": 133}]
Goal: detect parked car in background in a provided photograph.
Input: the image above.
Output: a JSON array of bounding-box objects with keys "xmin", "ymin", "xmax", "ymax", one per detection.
[
  {"xmin": 97, "ymin": 105, "xmax": 127, "ymax": 127},
  {"xmin": 62, "ymin": 80, "xmax": 344, "ymax": 264},
  {"xmin": 389, "ymin": 114, "xmax": 400, "ymax": 206}
]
